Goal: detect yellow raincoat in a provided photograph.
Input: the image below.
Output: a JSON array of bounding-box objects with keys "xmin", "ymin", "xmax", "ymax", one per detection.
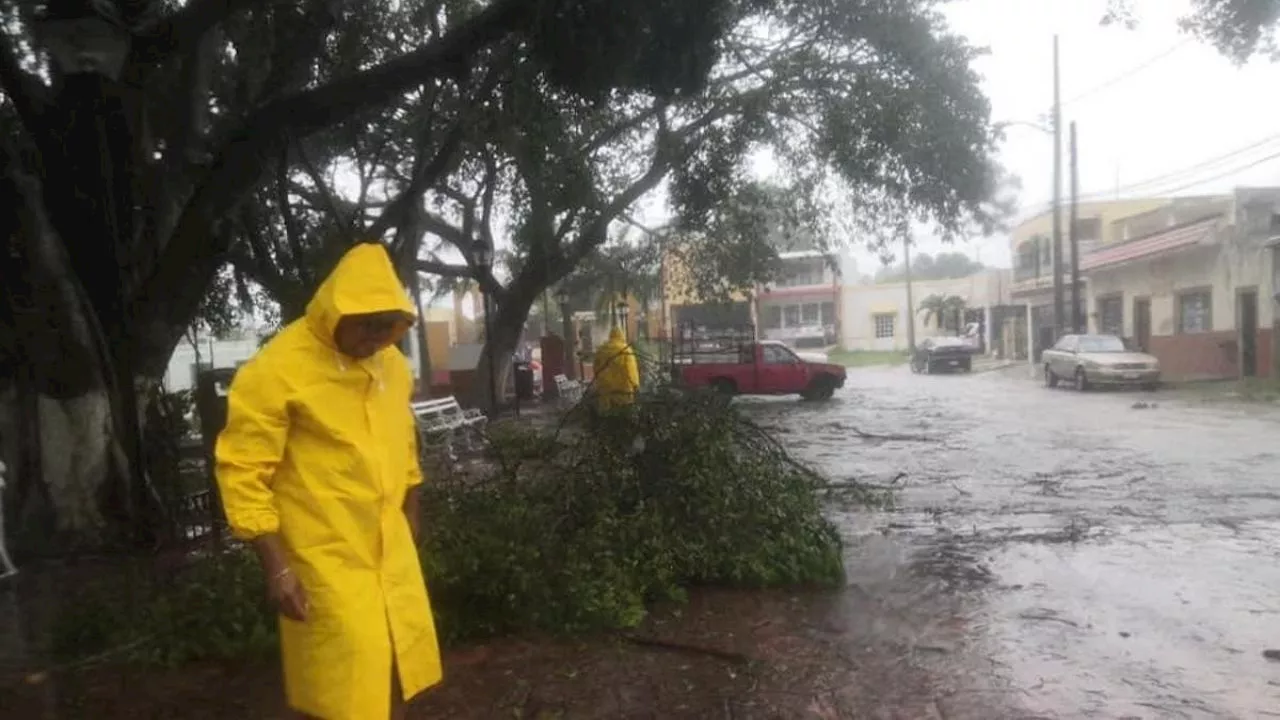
[
  {"xmin": 216, "ymin": 243, "xmax": 440, "ymax": 720},
  {"xmin": 592, "ymin": 327, "xmax": 640, "ymax": 410}
]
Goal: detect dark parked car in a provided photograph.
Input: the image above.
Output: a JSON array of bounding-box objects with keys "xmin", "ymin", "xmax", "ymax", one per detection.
[{"xmin": 910, "ymin": 336, "xmax": 977, "ymax": 374}]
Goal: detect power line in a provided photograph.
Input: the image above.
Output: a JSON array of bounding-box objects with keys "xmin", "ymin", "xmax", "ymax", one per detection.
[
  {"xmin": 1060, "ymin": 39, "xmax": 1193, "ymax": 107},
  {"xmin": 1137, "ymin": 148, "xmax": 1280, "ymax": 196},
  {"xmin": 1017, "ymin": 131, "xmax": 1280, "ymax": 214},
  {"xmin": 1071, "ymin": 132, "xmax": 1280, "ymax": 202}
]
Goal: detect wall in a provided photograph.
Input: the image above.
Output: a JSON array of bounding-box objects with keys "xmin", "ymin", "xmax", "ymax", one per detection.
[
  {"xmin": 164, "ymin": 336, "xmax": 264, "ymax": 392},
  {"xmin": 840, "ymin": 270, "xmax": 1012, "ymax": 351}
]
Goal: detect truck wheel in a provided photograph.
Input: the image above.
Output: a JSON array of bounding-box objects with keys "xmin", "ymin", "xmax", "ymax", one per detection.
[
  {"xmin": 711, "ymin": 378, "xmax": 737, "ymax": 397},
  {"xmin": 801, "ymin": 376, "xmax": 836, "ymax": 402}
]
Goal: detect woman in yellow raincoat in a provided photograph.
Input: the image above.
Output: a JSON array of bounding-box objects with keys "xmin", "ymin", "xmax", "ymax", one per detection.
[
  {"xmin": 216, "ymin": 243, "xmax": 440, "ymax": 719},
  {"xmin": 592, "ymin": 326, "xmax": 640, "ymax": 410}
]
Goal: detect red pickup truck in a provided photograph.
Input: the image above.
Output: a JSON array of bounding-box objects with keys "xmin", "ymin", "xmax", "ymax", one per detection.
[{"xmin": 678, "ymin": 341, "xmax": 847, "ymax": 401}]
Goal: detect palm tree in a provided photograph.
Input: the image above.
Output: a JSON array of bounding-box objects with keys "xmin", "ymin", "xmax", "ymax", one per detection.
[
  {"xmin": 918, "ymin": 294, "xmax": 968, "ymax": 334},
  {"xmin": 917, "ymin": 294, "xmax": 948, "ymax": 330}
]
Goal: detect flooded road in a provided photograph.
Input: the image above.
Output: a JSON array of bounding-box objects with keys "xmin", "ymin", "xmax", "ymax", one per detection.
[{"xmin": 746, "ymin": 366, "xmax": 1280, "ymax": 719}]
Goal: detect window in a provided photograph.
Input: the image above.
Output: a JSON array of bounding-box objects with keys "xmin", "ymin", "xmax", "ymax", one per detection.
[
  {"xmin": 820, "ymin": 301, "xmax": 836, "ymax": 325},
  {"xmin": 1097, "ymin": 295, "xmax": 1123, "ymax": 337},
  {"xmin": 801, "ymin": 303, "xmax": 820, "ymax": 325},
  {"xmin": 1178, "ymin": 290, "xmax": 1212, "ymax": 333},
  {"xmin": 1072, "ymin": 217, "xmax": 1102, "ymax": 243},
  {"xmin": 762, "ymin": 305, "xmax": 783, "ymax": 329},
  {"xmin": 1053, "ymin": 335, "xmax": 1077, "ymax": 352},
  {"xmin": 763, "ymin": 344, "xmax": 798, "ymax": 364},
  {"xmin": 783, "ymin": 305, "xmax": 801, "ymax": 327},
  {"xmin": 873, "ymin": 313, "xmax": 895, "ymax": 339}
]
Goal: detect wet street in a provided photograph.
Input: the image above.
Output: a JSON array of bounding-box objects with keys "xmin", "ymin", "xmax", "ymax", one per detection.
[{"xmin": 748, "ymin": 366, "xmax": 1280, "ymax": 719}]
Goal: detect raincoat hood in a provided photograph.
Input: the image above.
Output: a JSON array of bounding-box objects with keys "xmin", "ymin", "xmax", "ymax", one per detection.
[{"xmin": 305, "ymin": 243, "xmax": 416, "ymax": 350}]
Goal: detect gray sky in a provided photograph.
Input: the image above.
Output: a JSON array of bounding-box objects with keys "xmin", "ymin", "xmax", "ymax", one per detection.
[{"xmin": 938, "ymin": 0, "xmax": 1280, "ymax": 270}]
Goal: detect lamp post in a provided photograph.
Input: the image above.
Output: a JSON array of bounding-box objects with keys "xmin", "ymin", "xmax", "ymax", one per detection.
[
  {"xmin": 475, "ymin": 245, "xmax": 496, "ymax": 414},
  {"xmin": 555, "ymin": 287, "xmax": 574, "ymax": 381}
]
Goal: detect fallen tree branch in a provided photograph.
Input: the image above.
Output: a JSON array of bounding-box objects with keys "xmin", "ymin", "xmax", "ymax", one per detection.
[
  {"xmin": 849, "ymin": 427, "xmax": 938, "ymax": 443},
  {"xmin": 619, "ymin": 634, "xmax": 752, "ymax": 665}
]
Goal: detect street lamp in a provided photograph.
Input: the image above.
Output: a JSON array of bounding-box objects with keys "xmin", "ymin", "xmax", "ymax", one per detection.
[
  {"xmin": 474, "ymin": 244, "xmax": 496, "ymax": 413},
  {"xmin": 555, "ymin": 287, "xmax": 574, "ymax": 381},
  {"xmin": 36, "ymin": 1, "xmax": 132, "ymax": 80}
]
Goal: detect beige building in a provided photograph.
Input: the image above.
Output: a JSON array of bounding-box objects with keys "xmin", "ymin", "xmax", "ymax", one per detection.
[{"xmin": 841, "ymin": 269, "xmax": 1013, "ymax": 352}]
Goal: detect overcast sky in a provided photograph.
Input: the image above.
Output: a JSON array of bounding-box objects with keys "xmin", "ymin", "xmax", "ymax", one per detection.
[{"xmin": 936, "ymin": 0, "xmax": 1280, "ymax": 270}]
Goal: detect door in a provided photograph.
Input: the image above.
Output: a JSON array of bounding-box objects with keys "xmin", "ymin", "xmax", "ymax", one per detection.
[
  {"xmin": 759, "ymin": 344, "xmax": 807, "ymax": 393},
  {"xmin": 1239, "ymin": 290, "xmax": 1259, "ymax": 377},
  {"xmin": 1133, "ymin": 298, "xmax": 1151, "ymax": 353}
]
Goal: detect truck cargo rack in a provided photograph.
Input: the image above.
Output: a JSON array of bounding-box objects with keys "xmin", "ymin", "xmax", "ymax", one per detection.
[{"xmin": 671, "ymin": 321, "xmax": 757, "ymax": 366}]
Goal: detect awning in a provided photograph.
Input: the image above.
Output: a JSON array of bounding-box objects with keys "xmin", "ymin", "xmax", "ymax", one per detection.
[
  {"xmin": 869, "ymin": 305, "xmax": 899, "ymax": 315},
  {"xmin": 1080, "ymin": 216, "xmax": 1220, "ymax": 272}
]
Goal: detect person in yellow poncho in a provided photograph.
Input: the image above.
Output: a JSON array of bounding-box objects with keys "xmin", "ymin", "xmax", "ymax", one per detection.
[
  {"xmin": 216, "ymin": 243, "xmax": 440, "ymax": 720},
  {"xmin": 592, "ymin": 326, "xmax": 640, "ymax": 410}
]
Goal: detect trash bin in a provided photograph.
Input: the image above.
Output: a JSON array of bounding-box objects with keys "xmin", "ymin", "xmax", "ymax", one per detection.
[{"xmin": 513, "ymin": 360, "xmax": 534, "ymax": 401}]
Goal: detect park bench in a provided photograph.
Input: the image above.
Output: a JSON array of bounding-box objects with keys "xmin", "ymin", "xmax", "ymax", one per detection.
[
  {"xmin": 554, "ymin": 374, "xmax": 584, "ymax": 408},
  {"xmin": 411, "ymin": 396, "xmax": 488, "ymax": 462}
]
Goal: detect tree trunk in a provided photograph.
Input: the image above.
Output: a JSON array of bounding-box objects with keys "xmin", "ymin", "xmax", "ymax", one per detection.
[
  {"xmin": 472, "ymin": 283, "xmax": 541, "ymax": 413},
  {"xmin": 0, "ymin": 154, "xmax": 170, "ymax": 558}
]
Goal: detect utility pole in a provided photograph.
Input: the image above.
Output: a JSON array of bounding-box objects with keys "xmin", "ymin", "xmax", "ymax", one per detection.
[
  {"xmin": 1051, "ymin": 34, "xmax": 1065, "ymax": 338},
  {"xmin": 904, "ymin": 235, "xmax": 916, "ymax": 351},
  {"xmin": 1069, "ymin": 121, "xmax": 1082, "ymax": 333}
]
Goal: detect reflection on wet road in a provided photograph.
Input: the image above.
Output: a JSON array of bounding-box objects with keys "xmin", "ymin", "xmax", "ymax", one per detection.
[{"xmin": 743, "ymin": 366, "xmax": 1280, "ymax": 719}]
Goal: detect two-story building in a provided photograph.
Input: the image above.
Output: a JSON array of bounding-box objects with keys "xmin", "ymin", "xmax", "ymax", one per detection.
[
  {"xmin": 662, "ymin": 245, "xmax": 853, "ymax": 348},
  {"xmin": 755, "ymin": 250, "xmax": 854, "ymax": 348},
  {"xmin": 1009, "ymin": 198, "xmax": 1174, "ymax": 362}
]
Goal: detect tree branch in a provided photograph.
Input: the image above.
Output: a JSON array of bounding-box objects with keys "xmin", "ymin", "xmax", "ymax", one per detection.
[
  {"xmin": 0, "ymin": 28, "xmax": 47, "ymax": 140},
  {"xmin": 370, "ymin": 120, "xmax": 466, "ymax": 240},
  {"xmin": 134, "ymin": 0, "xmax": 286, "ymax": 66},
  {"xmin": 414, "ymin": 258, "xmax": 474, "ymax": 278},
  {"xmin": 128, "ymin": 0, "xmax": 529, "ymax": 365},
  {"xmin": 273, "ymin": 150, "xmax": 310, "ymax": 284},
  {"xmin": 292, "ymin": 133, "xmax": 354, "ymax": 241}
]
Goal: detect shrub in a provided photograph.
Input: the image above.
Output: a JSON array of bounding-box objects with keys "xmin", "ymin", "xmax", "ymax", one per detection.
[{"xmin": 419, "ymin": 388, "xmax": 866, "ymax": 644}]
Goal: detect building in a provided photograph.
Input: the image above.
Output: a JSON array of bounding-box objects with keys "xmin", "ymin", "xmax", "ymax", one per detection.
[
  {"xmin": 756, "ymin": 251, "xmax": 855, "ymax": 348},
  {"xmin": 1080, "ymin": 188, "xmax": 1280, "ymax": 381},
  {"xmin": 1009, "ymin": 197, "xmax": 1174, "ymax": 362},
  {"xmin": 661, "ymin": 244, "xmax": 854, "ymax": 348},
  {"xmin": 840, "ymin": 269, "xmax": 1013, "ymax": 352}
]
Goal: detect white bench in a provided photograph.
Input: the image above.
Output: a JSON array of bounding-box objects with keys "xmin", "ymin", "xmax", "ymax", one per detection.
[
  {"xmin": 411, "ymin": 396, "xmax": 487, "ymax": 462},
  {"xmin": 554, "ymin": 374, "xmax": 584, "ymax": 407}
]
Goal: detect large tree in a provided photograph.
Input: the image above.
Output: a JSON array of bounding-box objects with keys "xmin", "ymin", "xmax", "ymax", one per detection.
[
  {"xmin": 0, "ymin": 0, "xmax": 745, "ymax": 556},
  {"xmin": 400, "ymin": 0, "xmax": 1005, "ymax": 408}
]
